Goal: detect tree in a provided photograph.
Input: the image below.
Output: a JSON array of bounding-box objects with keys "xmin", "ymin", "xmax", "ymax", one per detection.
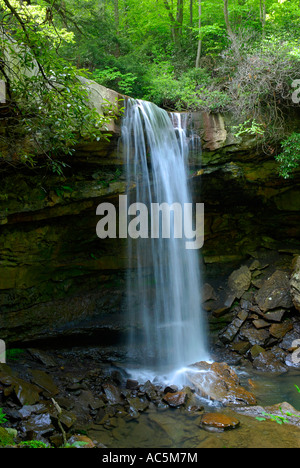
[
  {"xmin": 260, "ymin": 0, "xmax": 266, "ymax": 39},
  {"xmin": 195, "ymin": 0, "xmax": 202, "ymax": 68},
  {"xmin": 223, "ymin": 0, "xmax": 241, "ymax": 59},
  {"xmin": 163, "ymin": 0, "xmax": 185, "ymax": 43},
  {"xmin": 0, "ymin": 0, "xmax": 113, "ymax": 173}
]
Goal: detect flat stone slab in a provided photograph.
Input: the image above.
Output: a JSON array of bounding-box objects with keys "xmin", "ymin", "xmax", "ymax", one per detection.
[{"xmin": 200, "ymin": 412, "xmax": 240, "ymax": 431}]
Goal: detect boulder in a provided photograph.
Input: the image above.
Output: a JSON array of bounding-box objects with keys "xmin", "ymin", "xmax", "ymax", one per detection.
[
  {"xmin": 201, "ymin": 283, "xmax": 217, "ymax": 303},
  {"xmin": 249, "ymin": 344, "xmax": 265, "ymax": 360},
  {"xmin": 126, "ymin": 397, "xmax": 149, "ymax": 413},
  {"xmin": 252, "ymin": 351, "xmax": 288, "ymax": 373},
  {"xmin": 162, "ymin": 392, "xmax": 187, "ymax": 407},
  {"xmin": 200, "ymin": 412, "xmax": 240, "ymax": 431},
  {"xmin": 239, "ymin": 326, "xmax": 270, "ymax": 347},
  {"xmin": 269, "ymin": 321, "xmax": 293, "ymax": 340},
  {"xmin": 228, "ymin": 266, "xmax": 251, "ymax": 299},
  {"xmin": 235, "ymin": 402, "xmax": 300, "ymax": 428},
  {"xmin": 67, "ymin": 435, "xmax": 96, "ymax": 448},
  {"xmin": 255, "ymin": 270, "xmax": 293, "ymax": 312},
  {"xmin": 186, "ymin": 361, "xmax": 257, "ymax": 405},
  {"xmin": 102, "ymin": 383, "xmax": 123, "ymax": 405},
  {"xmin": 29, "ymin": 369, "xmax": 59, "ymax": 396},
  {"xmin": 219, "ymin": 310, "xmax": 248, "ymax": 344},
  {"xmin": 290, "ymin": 256, "xmax": 300, "ymax": 312}
]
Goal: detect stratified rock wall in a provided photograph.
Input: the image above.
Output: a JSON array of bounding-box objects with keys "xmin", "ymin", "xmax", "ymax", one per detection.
[{"xmin": 0, "ymin": 82, "xmax": 299, "ymax": 344}]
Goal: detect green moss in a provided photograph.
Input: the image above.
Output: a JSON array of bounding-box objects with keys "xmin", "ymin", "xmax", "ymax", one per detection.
[{"xmin": 0, "ymin": 427, "xmax": 15, "ymax": 447}]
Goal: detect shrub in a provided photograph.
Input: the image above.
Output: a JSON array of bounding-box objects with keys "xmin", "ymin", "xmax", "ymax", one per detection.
[{"xmin": 275, "ymin": 133, "xmax": 300, "ymax": 178}]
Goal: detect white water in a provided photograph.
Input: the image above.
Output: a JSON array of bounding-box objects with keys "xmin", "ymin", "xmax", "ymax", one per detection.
[{"xmin": 122, "ymin": 99, "xmax": 209, "ymax": 385}]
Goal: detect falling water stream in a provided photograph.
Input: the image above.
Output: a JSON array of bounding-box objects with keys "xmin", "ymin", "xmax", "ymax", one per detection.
[{"xmin": 121, "ymin": 99, "xmax": 209, "ymax": 384}]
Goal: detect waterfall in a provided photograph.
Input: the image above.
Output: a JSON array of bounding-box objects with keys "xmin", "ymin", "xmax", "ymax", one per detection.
[{"xmin": 122, "ymin": 99, "xmax": 209, "ymax": 383}]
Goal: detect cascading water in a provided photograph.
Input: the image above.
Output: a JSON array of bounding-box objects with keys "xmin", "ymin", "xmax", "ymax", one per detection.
[{"xmin": 122, "ymin": 99, "xmax": 209, "ymax": 383}]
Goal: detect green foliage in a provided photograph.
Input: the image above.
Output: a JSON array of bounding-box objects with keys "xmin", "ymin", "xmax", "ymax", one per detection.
[
  {"xmin": 233, "ymin": 119, "xmax": 265, "ymax": 138},
  {"xmin": 275, "ymin": 133, "xmax": 300, "ymax": 179},
  {"xmin": 1, "ymin": 0, "xmax": 299, "ymax": 173},
  {"xmin": 256, "ymin": 385, "xmax": 300, "ymax": 424},
  {"xmin": 6, "ymin": 348, "xmax": 24, "ymax": 361},
  {"xmin": 0, "ymin": 0, "xmax": 113, "ymax": 173},
  {"xmin": 19, "ymin": 440, "xmax": 48, "ymax": 448},
  {"xmin": 0, "ymin": 409, "xmax": 7, "ymax": 425},
  {"xmin": 63, "ymin": 441, "xmax": 89, "ymax": 448},
  {"xmin": 92, "ymin": 67, "xmax": 138, "ymax": 96}
]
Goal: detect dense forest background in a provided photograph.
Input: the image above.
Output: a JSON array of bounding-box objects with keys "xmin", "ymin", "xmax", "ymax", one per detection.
[{"xmin": 0, "ymin": 0, "xmax": 299, "ymax": 176}]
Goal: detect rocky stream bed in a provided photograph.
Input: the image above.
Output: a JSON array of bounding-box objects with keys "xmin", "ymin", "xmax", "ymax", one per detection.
[{"xmin": 1, "ymin": 251, "xmax": 300, "ymax": 449}]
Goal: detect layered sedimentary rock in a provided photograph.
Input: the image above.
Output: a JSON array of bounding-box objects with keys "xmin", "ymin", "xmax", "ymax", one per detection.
[{"xmin": 0, "ymin": 81, "xmax": 300, "ymax": 344}]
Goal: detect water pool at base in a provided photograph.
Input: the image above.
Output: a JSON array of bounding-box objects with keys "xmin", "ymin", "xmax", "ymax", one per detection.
[{"xmin": 86, "ymin": 368, "xmax": 300, "ymax": 449}]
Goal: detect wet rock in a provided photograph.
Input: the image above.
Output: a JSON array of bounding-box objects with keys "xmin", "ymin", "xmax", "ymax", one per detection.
[
  {"xmin": 67, "ymin": 434, "xmax": 96, "ymax": 448},
  {"xmin": 235, "ymin": 402, "xmax": 300, "ymax": 428},
  {"xmin": 257, "ymin": 309, "xmax": 286, "ymax": 323},
  {"xmin": 201, "ymin": 283, "xmax": 217, "ymax": 303},
  {"xmin": 21, "ymin": 413, "xmax": 55, "ymax": 437},
  {"xmin": 55, "ymin": 397, "xmax": 75, "ymax": 412},
  {"xmin": 162, "ymin": 391, "xmax": 187, "ymax": 407},
  {"xmin": 18, "ymin": 403, "xmax": 47, "ymax": 419},
  {"xmin": 249, "ymin": 345, "xmax": 265, "ymax": 360},
  {"xmin": 187, "ymin": 361, "xmax": 256, "ymax": 405},
  {"xmin": 3, "ymin": 408, "xmax": 22, "ymax": 422},
  {"xmin": 279, "ymin": 322, "xmax": 300, "ymax": 351},
  {"xmin": 126, "ymin": 379, "xmax": 139, "ymax": 390},
  {"xmin": 253, "ymin": 351, "xmax": 288, "ymax": 373},
  {"xmin": 27, "ymin": 349, "xmax": 57, "ymax": 368},
  {"xmin": 228, "ymin": 266, "xmax": 251, "ymax": 298},
  {"xmin": 127, "ymin": 396, "xmax": 149, "ymax": 413},
  {"xmin": 219, "ymin": 310, "xmax": 248, "ymax": 344},
  {"xmin": 29, "ymin": 369, "xmax": 59, "ymax": 396},
  {"xmin": 290, "ymin": 256, "xmax": 300, "ymax": 312},
  {"xmin": 269, "ymin": 321, "xmax": 293, "ymax": 340},
  {"xmin": 163, "ymin": 385, "xmax": 178, "ymax": 394},
  {"xmin": 57, "ymin": 410, "xmax": 77, "ymax": 429},
  {"xmin": 13, "ymin": 378, "xmax": 42, "ymax": 406},
  {"xmin": 271, "ymin": 346, "xmax": 287, "ymax": 362},
  {"xmin": 253, "ymin": 319, "xmax": 269, "ymax": 329},
  {"xmin": 239, "ymin": 326, "xmax": 270, "ymax": 347},
  {"xmin": 102, "ymin": 383, "xmax": 123, "ymax": 405},
  {"xmin": 200, "ymin": 412, "xmax": 240, "ymax": 432},
  {"xmin": 78, "ymin": 390, "xmax": 104, "ymax": 411},
  {"xmin": 255, "ymin": 271, "xmax": 293, "ymax": 312},
  {"xmin": 0, "ymin": 365, "xmax": 47, "ymax": 405},
  {"xmin": 139, "ymin": 381, "xmax": 158, "ymax": 401},
  {"xmin": 231, "ymin": 341, "xmax": 251, "ymax": 355}
]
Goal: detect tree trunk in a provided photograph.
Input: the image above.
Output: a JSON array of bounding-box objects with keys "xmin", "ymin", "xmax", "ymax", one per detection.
[
  {"xmin": 163, "ymin": 0, "xmax": 184, "ymax": 43},
  {"xmin": 190, "ymin": 0, "xmax": 193, "ymax": 27},
  {"xmin": 163, "ymin": 0, "xmax": 177, "ymax": 42},
  {"xmin": 114, "ymin": 0, "xmax": 120, "ymax": 57},
  {"xmin": 260, "ymin": 0, "xmax": 266, "ymax": 39},
  {"xmin": 176, "ymin": 0, "xmax": 184, "ymax": 38},
  {"xmin": 223, "ymin": 0, "xmax": 240, "ymax": 60},
  {"xmin": 195, "ymin": 0, "xmax": 201, "ymax": 68}
]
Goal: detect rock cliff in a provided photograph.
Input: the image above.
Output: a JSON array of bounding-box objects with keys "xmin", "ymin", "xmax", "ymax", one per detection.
[{"xmin": 0, "ymin": 80, "xmax": 299, "ymax": 346}]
